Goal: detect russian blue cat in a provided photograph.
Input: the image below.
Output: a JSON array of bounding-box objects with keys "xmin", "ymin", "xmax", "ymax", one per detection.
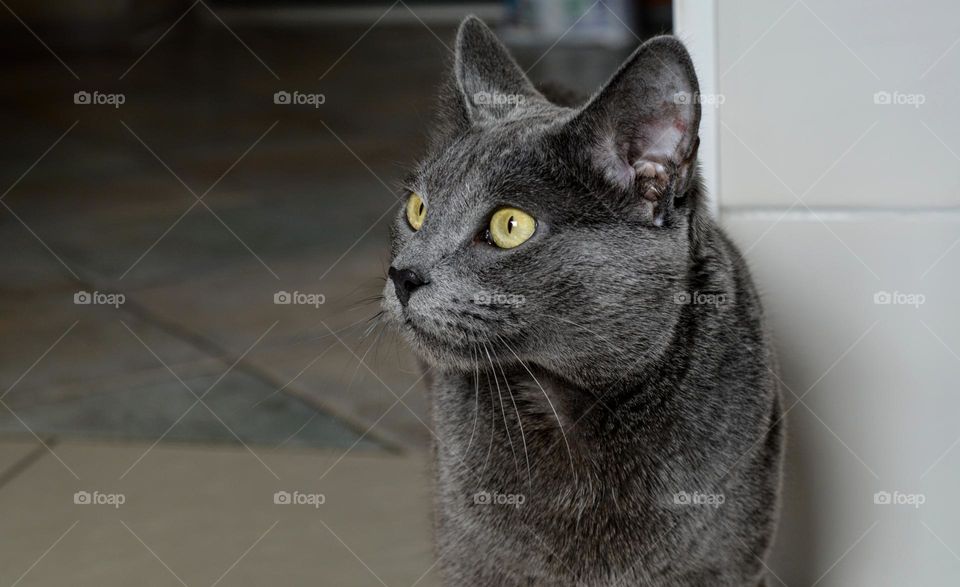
[{"xmin": 382, "ymin": 16, "xmax": 783, "ymax": 586}]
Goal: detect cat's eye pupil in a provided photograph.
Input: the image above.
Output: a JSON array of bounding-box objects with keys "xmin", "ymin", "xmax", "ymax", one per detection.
[
  {"xmin": 418, "ymin": 203, "xmax": 424, "ymax": 216},
  {"xmin": 486, "ymin": 207, "xmax": 533, "ymax": 249}
]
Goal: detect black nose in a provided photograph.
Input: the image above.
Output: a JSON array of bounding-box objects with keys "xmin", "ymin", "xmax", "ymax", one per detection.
[{"xmin": 388, "ymin": 267, "xmax": 428, "ymax": 307}]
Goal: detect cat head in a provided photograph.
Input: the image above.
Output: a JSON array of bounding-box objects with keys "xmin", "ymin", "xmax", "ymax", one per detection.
[{"xmin": 383, "ymin": 16, "xmax": 704, "ymax": 388}]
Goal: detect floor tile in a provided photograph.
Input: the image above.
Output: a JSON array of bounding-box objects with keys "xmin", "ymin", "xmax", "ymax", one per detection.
[
  {"xmin": 0, "ymin": 369, "xmax": 374, "ymax": 451},
  {"xmin": 0, "ymin": 439, "xmax": 43, "ymax": 483},
  {"xmin": 0, "ymin": 441, "xmax": 435, "ymax": 587},
  {"xmin": 0, "ymin": 293, "xmax": 211, "ymax": 408}
]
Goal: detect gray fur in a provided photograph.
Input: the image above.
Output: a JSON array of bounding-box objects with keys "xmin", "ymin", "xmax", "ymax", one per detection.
[{"xmin": 382, "ymin": 16, "xmax": 783, "ymax": 586}]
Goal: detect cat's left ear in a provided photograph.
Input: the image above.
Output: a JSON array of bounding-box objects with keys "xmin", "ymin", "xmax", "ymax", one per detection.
[
  {"xmin": 567, "ymin": 36, "xmax": 701, "ymax": 216},
  {"xmin": 453, "ymin": 16, "xmax": 546, "ymax": 123}
]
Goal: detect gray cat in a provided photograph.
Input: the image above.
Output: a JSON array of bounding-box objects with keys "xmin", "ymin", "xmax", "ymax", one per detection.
[{"xmin": 381, "ymin": 16, "xmax": 783, "ymax": 586}]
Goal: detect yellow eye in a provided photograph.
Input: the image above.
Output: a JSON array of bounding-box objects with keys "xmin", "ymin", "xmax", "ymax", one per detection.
[
  {"xmin": 489, "ymin": 207, "xmax": 536, "ymax": 249},
  {"xmin": 406, "ymin": 192, "xmax": 426, "ymax": 230}
]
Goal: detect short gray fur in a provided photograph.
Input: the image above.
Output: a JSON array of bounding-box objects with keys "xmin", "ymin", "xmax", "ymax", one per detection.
[{"xmin": 382, "ymin": 16, "xmax": 783, "ymax": 586}]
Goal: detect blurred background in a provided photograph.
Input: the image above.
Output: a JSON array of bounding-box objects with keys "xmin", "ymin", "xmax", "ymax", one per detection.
[{"xmin": 0, "ymin": 0, "xmax": 957, "ymax": 585}]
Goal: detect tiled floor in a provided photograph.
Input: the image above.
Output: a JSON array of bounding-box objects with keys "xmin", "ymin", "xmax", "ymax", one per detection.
[{"xmin": 0, "ymin": 438, "xmax": 436, "ymax": 587}]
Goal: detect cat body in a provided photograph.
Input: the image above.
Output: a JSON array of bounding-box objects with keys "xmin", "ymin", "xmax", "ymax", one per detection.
[{"xmin": 383, "ymin": 17, "xmax": 783, "ymax": 586}]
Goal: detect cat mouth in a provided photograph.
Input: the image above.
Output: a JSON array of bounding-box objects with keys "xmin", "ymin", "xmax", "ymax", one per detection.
[
  {"xmin": 401, "ymin": 316, "xmax": 487, "ymax": 369},
  {"xmin": 382, "ymin": 287, "xmax": 497, "ymax": 368},
  {"xmin": 403, "ymin": 316, "xmax": 470, "ymax": 349}
]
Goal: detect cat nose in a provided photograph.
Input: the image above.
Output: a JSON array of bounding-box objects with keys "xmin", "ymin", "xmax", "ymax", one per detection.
[{"xmin": 388, "ymin": 267, "xmax": 429, "ymax": 307}]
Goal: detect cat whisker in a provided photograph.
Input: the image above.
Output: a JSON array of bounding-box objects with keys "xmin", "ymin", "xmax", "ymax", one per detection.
[
  {"xmin": 345, "ymin": 320, "xmax": 388, "ymax": 393},
  {"xmin": 473, "ymin": 350, "xmax": 498, "ymax": 491},
  {"xmin": 463, "ymin": 344, "xmax": 482, "ymax": 457},
  {"xmin": 483, "ymin": 342, "xmax": 520, "ymax": 479},
  {"xmin": 305, "ymin": 313, "xmax": 381, "ymax": 344},
  {"xmin": 495, "ymin": 335, "xmax": 532, "ymax": 487},
  {"xmin": 371, "ymin": 321, "xmax": 395, "ymax": 372},
  {"xmin": 500, "ymin": 337, "xmax": 578, "ymax": 484},
  {"xmin": 360, "ymin": 311, "xmax": 385, "ymax": 340},
  {"xmin": 347, "ymin": 293, "xmax": 385, "ymax": 313}
]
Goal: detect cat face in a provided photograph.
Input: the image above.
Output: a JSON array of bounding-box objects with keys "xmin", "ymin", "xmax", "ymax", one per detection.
[{"xmin": 383, "ymin": 17, "xmax": 702, "ymax": 387}]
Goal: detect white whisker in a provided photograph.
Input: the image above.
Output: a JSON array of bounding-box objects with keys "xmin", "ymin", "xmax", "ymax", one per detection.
[
  {"xmin": 463, "ymin": 344, "xmax": 482, "ymax": 455},
  {"xmin": 474, "ymin": 350, "xmax": 498, "ymax": 491},
  {"xmin": 483, "ymin": 342, "xmax": 520, "ymax": 478},
  {"xmin": 494, "ymin": 335, "xmax": 532, "ymax": 486},
  {"xmin": 502, "ymin": 338, "xmax": 577, "ymax": 483}
]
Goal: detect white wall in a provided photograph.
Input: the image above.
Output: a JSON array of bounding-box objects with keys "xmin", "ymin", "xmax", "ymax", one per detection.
[{"xmin": 678, "ymin": 1, "xmax": 960, "ymax": 585}]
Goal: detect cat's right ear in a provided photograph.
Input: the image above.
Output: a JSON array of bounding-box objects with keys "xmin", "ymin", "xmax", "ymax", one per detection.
[
  {"xmin": 565, "ymin": 36, "xmax": 701, "ymax": 223},
  {"xmin": 450, "ymin": 16, "xmax": 545, "ymax": 124}
]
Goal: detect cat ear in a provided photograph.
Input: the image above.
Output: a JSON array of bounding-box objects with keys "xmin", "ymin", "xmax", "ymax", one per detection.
[
  {"xmin": 453, "ymin": 16, "xmax": 546, "ymax": 122},
  {"xmin": 569, "ymin": 36, "xmax": 701, "ymax": 216}
]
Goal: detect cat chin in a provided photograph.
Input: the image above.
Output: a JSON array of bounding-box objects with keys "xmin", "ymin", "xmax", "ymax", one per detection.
[
  {"xmin": 414, "ymin": 347, "xmax": 479, "ymax": 373},
  {"xmin": 400, "ymin": 325, "xmax": 498, "ymax": 373},
  {"xmin": 404, "ymin": 332, "xmax": 478, "ymax": 372},
  {"xmin": 384, "ymin": 299, "xmax": 506, "ymax": 371}
]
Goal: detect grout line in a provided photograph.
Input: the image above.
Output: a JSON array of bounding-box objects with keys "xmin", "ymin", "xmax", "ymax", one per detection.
[{"xmin": 0, "ymin": 437, "xmax": 56, "ymax": 490}]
